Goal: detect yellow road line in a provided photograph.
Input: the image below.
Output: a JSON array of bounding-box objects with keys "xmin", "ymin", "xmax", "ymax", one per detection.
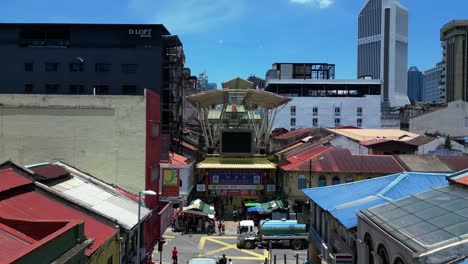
[
  {"xmin": 198, "ymin": 236, "xmax": 207, "ymax": 250},
  {"xmin": 205, "ymin": 237, "xmax": 265, "ymax": 259},
  {"xmin": 198, "ymin": 245, "xmax": 232, "ymax": 257}
]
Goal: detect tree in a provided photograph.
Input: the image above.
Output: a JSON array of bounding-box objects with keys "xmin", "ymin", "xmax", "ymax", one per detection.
[{"xmin": 445, "ymin": 135, "xmax": 452, "ymax": 150}]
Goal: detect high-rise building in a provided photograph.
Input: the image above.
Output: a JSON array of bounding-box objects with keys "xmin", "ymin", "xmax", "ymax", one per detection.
[
  {"xmin": 422, "ymin": 62, "xmax": 444, "ymax": 103},
  {"xmin": 440, "ymin": 20, "xmax": 468, "ymax": 102},
  {"xmin": 198, "ymin": 72, "xmax": 209, "ymax": 91},
  {"xmin": 407, "ymin": 66, "xmax": 422, "ymax": 103},
  {"xmin": 357, "ymin": 0, "xmax": 410, "ymax": 107},
  {"xmin": 207, "ymin": 83, "xmax": 217, "ymax": 90}
]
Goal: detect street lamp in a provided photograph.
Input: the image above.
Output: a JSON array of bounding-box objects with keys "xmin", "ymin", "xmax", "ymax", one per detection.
[
  {"xmin": 137, "ymin": 190, "xmax": 157, "ymax": 264},
  {"xmin": 308, "ymin": 157, "xmax": 325, "ymax": 188}
]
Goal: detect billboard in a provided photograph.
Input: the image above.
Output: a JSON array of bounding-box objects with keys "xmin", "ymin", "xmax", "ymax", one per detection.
[
  {"xmin": 162, "ymin": 168, "xmax": 179, "ymax": 196},
  {"xmin": 211, "ymin": 170, "xmax": 262, "ymax": 185},
  {"xmin": 220, "ymin": 129, "xmax": 254, "ymax": 155}
]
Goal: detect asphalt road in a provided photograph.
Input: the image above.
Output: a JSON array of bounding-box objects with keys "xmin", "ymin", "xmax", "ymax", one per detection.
[{"xmin": 152, "ymin": 222, "xmax": 308, "ymax": 264}]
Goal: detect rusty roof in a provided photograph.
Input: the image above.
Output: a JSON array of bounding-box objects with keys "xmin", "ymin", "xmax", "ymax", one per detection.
[
  {"xmin": 405, "ymin": 136, "xmax": 437, "ymax": 146},
  {"xmin": 273, "ymin": 128, "xmax": 316, "ymax": 140},
  {"xmin": 437, "ymin": 156, "xmax": 468, "ymax": 171}
]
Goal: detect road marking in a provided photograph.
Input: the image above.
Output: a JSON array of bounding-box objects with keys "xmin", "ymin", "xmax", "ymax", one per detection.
[{"xmin": 197, "ymin": 236, "xmax": 268, "ymax": 260}]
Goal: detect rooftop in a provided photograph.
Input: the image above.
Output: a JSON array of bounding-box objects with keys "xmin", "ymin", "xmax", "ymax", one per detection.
[
  {"xmin": 273, "ymin": 128, "xmax": 317, "ymax": 140},
  {"xmin": 196, "ymin": 156, "xmax": 276, "ymax": 170},
  {"xmin": 328, "ymin": 128, "xmax": 420, "ymax": 142},
  {"xmin": 303, "ymin": 172, "xmax": 449, "ymax": 229},
  {"xmin": 361, "ymin": 183, "xmax": 468, "ymax": 254}
]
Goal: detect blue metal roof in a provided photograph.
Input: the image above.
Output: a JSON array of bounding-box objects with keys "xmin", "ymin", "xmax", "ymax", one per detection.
[{"xmin": 302, "ymin": 172, "xmax": 449, "ymax": 229}]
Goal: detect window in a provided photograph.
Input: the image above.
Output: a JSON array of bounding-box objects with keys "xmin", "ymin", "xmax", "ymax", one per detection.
[
  {"xmin": 151, "ymin": 166, "xmax": 159, "ymax": 182},
  {"xmin": 312, "ymin": 107, "xmax": 318, "ymax": 116},
  {"xmin": 24, "ymin": 84, "xmax": 33, "ymax": 93},
  {"xmin": 94, "ymin": 85, "xmax": 109, "ymax": 95},
  {"xmin": 312, "ymin": 118, "xmax": 318, "ymax": 127},
  {"xmin": 334, "ymin": 118, "xmax": 341, "ymax": 127},
  {"xmin": 122, "ymin": 85, "xmax": 137, "ymax": 95},
  {"xmin": 69, "ymin": 85, "xmax": 84, "ymax": 94},
  {"xmin": 290, "ymin": 106, "xmax": 296, "ymax": 116},
  {"xmin": 334, "ymin": 107, "xmax": 341, "ymax": 116},
  {"xmin": 290, "ymin": 118, "xmax": 296, "ymax": 126},
  {"xmin": 107, "ymin": 256, "xmax": 113, "ymax": 264},
  {"xmin": 357, "ymin": 118, "xmax": 363, "ymax": 127},
  {"xmin": 357, "ymin": 107, "xmax": 363, "ymax": 117},
  {"xmin": 122, "ymin": 64, "xmax": 138, "ymax": 73},
  {"xmin": 152, "ymin": 122, "xmax": 160, "ymax": 138},
  {"xmin": 345, "ymin": 176, "xmax": 354, "ymax": 183},
  {"xmin": 95, "ymin": 63, "xmax": 111, "ymax": 72},
  {"xmin": 69, "ymin": 63, "xmax": 84, "ymax": 72},
  {"xmin": 318, "ymin": 175, "xmax": 326, "ymax": 187},
  {"xmin": 45, "ymin": 84, "xmax": 59, "ymax": 94},
  {"xmin": 45, "ymin": 62, "xmax": 59, "ymax": 72},
  {"xmin": 298, "ymin": 175, "xmax": 307, "ymax": 189},
  {"xmin": 332, "ymin": 176, "xmax": 340, "ymax": 185},
  {"xmin": 24, "ymin": 62, "xmax": 33, "ymax": 72}
]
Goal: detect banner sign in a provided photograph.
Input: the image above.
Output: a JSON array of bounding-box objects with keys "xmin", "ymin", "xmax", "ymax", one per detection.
[
  {"xmin": 162, "ymin": 168, "xmax": 179, "ymax": 196},
  {"xmin": 267, "ymin": 184, "xmax": 276, "ymax": 192},
  {"xmin": 218, "ymin": 190, "xmax": 259, "ymax": 196},
  {"xmin": 211, "ymin": 170, "xmax": 262, "ymax": 185},
  {"xmin": 196, "ymin": 184, "xmax": 206, "ymax": 192},
  {"xmin": 208, "ymin": 185, "xmax": 264, "ymax": 190}
]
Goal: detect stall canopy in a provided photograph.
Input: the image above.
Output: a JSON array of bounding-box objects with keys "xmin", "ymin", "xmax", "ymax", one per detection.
[
  {"xmin": 245, "ymin": 202, "xmax": 262, "ymax": 207},
  {"xmin": 247, "ymin": 199, "xmax": 286, "ymax": 213},
  {"xmin": 182, "ymin": 199, "xmax": 216, "ymax": 219}
]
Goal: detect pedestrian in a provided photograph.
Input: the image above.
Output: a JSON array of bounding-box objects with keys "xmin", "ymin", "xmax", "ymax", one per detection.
[
  {"xmin": 218, "ymin": 220, "xmax": 222, "ymax": 236},
  {"xmin": 229, "ymin": 258, "xmax": 232, "ymax": 264},
  {"xmin": 172, "ymin": 247, "xmax": 178, "ymax": 264},
  {"xmin": 264, "ymin": 258, "xmax": 268, "ymax": 264},
  {"xmin": 220, "ymin": 254, "xmax": 227, "ymax": 264},
  {"xmin": 232, "ymin": 208, "xmax": 238, "ymax": 222},
  {"xmin": 221, "ymin": 220, "xmax": 226, "ymax": 235}
]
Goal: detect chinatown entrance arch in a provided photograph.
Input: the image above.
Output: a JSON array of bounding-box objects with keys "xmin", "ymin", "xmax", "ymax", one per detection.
[{"xmin": 186, "ymin": 78, "xmax": 291, "ymax": 214}]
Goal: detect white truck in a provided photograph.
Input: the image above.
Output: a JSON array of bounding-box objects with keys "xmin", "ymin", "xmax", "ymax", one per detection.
[{"xmin": 236, "ymin": 219, "xmax": 308, "ymax": 250}]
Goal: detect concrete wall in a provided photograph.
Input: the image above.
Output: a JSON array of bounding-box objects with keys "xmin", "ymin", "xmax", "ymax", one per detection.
[
  {"xmin": 409, "ymin": 100, "xmax": 468, "ymax": 136},
  {"xmin": 0, "ymin": 94, "xmax": 146, "ymax": 192},
  {"xmin": 329, "ymin": 135, "xmax": 370, "ymax": 155},
  {"xmin": 274, "ymin": 95, "xmax": 381, "ymax": 130}
]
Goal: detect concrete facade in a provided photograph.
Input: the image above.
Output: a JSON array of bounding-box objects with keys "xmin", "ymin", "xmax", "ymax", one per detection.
[
  {"xmin": 274, "ymin": 95, "xmax": 381, "ymax": 130},
  {"xmin": 422, "ymin": 62, "xmax": 444, "ymax": 103},
  {"xmin": 409, "ymin": 100, "xmax": 468, "ymax": 137},
  {"xmin": 357, "ymin": 0, "xmax": 410, "ymax": 107},
  {"xmin": 0, "ymin": 94, "xmax": 147, "ymax": 193}
]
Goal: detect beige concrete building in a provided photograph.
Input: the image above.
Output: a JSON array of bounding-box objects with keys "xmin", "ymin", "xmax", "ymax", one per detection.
[
  {"xmin": 409, "ymin": 100, "xmax": 468, "ymax": 137},
  {"xmin": 0, "ymin": 94, "xmax": 149, "ymax": 193},
  {"xmin": 441, "ymin": 20, "xmax": 468, "ymax": 102}
]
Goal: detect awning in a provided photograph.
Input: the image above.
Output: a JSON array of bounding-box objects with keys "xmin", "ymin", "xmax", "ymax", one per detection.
[
  {"xmin": 181, "ymin": 199, "xmax": 216, "ymax": 219},
  {"xmin": 245, "ymin": 202, "xmax": 262, "ymax": 207},
  {"xmin": 246, "ymin": 199, "xmax": 286, "ymax": 214},
  {"xmin": 196, "ymin": 156, "xmax": 276, "ymax": 169}
]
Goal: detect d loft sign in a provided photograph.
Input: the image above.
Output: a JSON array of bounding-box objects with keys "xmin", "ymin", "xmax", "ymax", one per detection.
[{"xmin": 128, "ymin": 29, "xmax": 152, "ymax": 38}]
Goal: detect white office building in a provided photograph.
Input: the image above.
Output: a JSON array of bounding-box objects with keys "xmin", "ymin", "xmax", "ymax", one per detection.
[
  {"xmin": 422, "ymin": 62, "xmax": 444, "ymax": 103},
  {"xmin": 357, "ymin": 0, "xmax": 410, "ymax": 107}
]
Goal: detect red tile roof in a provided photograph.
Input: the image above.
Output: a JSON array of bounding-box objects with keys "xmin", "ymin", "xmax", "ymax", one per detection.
[
  {"xmin": 0, "ymin": 170, "xmax": 117, "ymax": 256},
  {"xmin": 29, "ymin": 164, "xmax": 70, "ymax": 180},
  {"xmin": 273, "ymin": 128, "xmax": 316, "ymax": 140},
  {"xmin": 277, "ymin": 145, "xmax": 331, "ymax": 170},
  {"xmin": 282, "ymin": 148, "xmax": 406, "ymax": 173},
  {"xmin": 0, "ymin": 168, "xmax": 32, "ymax": 192},
  {"xmin": 437, "ymin": 156, "xmax": 468, "ymax": 171}
]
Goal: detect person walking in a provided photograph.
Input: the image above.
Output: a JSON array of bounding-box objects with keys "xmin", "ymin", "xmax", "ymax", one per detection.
[
  {"xmin": 221, "ymin": 220, "xmax": 226, "ymax": 235},
  {"xmin": 229, "ymin": 258, "xmax": 233, "ymax": 264},
  {"xmin": 172, "ymin": 247, "xmax": 178, "ymax": 264},
  {"xmin": 218, "ymin": 220, "xmax": 222, "ymax": 236},
  {"xmin": 232, "ymin": 208, "xmax": 238, "ymax": 222},
  {"xmin": 219, "ymin": 254, "xmax": 227, "ymax": 264}
]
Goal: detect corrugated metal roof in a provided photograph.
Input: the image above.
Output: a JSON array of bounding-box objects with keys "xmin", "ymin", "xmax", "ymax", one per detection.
[
  {"xmin": 405, "ymin": 136, "xmax": 437, "ymax": 146},
  {"xmin": 0, "ymin": 190, "xmax": 116, "ymax": 256},
  {"xmin": 395, "ymin": 155, "xmax": 452, "ymax": 172},
  {"xmin": 437, "ymin": 156, "xmax": 468, "ymax": 171},
  {"xmin": 273, "ymin": 128, "xmax": 316, "ymax": 140},
  {"xmin": 0, "ymin": 168, "xmax": 33, "ymax": 192},
  {"xmin": 0, "ymin": 224, "xmax": 32, "ymax": 262},
  {"xmin": 302, "ymin": 172, "xmax": 449, "ymax": 229},
  {"xmin": 447, "ymin": 169, "xmax": 468, "ymax": 186},
  {"xmin": 49, "ymin": 162, "xmax": 151, "ymax": 230},
  {"xmin": 282, "ymin": 148, "xmax": 406, "ymax": 173},
  {"xmin": 328, "ymin": 128, "xmax": 420, "ymax": 142},
  {"xmin": 196, "ymin": 157, "xmax": 276, "ymax": 169}
]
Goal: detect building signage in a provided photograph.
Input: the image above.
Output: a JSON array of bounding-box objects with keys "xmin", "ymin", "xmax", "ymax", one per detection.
[
  {"xmin": 267, "ymin": 184, "xmax": 276, "ymax": 192},
  {"xmin": 218, "ymin": 190, "xmax": 259, "ymax": 196},
  {"xmin": 128, "ymin": 29, "xmax": 152, "ymax": 38},
  {"xmin": 211, "ymin": 170, "xmax": 262, "ymax": 185},
  {"xmin": 196, "ymin": 184, "xmax": 206, "ymax": 192},
  {"xmin": 208, "ymin": 185, "xmax": 264, "ymax": 190},
  {"xmin": 162, "ymin": 168, "xmax": 179, "ymax": 196}
]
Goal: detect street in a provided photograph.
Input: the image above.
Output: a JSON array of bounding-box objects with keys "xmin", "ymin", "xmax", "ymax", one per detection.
[{"xmin": 152, "ymin": 221, "xmax": 308, "ymax": 264}]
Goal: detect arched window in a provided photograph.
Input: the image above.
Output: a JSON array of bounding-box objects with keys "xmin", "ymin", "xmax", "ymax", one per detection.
[
  {"xmin": 318, "ymin": 175, "xmax": 326, "ymax": 187},
  {"xmin": 364, "ymin": 233, "xmax": 374, "ymax": 264},
  {"xmin": 298, "ymin": 175, "xmax": 307, "ymax": 189},
  {"xmin": 377, "ymin": 244, "xmax": 390, "ymax": 264},
  {"xmin": 394, "ymin": 257, "xmax": 406, "ymax": 264},
  {"xmin": 332, "ymin": 176, "xmax": 340, "ymax": 185},
  {"xmin": 346, "ymin": 176, "xmax": 354, "ymax": 183}
]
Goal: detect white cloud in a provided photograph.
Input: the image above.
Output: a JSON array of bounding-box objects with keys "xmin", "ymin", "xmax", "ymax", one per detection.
[
  {"xmin": 128, "ymin": 0, "xmax": 244, "ymax": 34},
  {"xmin": 289, "ymin": 0, "xmax": 334, "ymax": 8}
]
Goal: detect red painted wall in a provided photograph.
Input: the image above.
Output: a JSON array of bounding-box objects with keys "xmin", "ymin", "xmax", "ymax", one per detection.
[{"xmin": 144, "ymin": 89, "xmax": 161, "ymax": 256}]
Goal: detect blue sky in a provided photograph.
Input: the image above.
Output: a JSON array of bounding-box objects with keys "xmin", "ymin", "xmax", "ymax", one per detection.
[{"xmin": 2, "ymin": 0, "xmax": 468, "ymax": 86}]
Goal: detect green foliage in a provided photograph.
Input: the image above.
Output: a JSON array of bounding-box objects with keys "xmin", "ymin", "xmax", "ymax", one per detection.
[{"xmin": 445, "ymin": 135, "xmax": 452, "ymax": 149}]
